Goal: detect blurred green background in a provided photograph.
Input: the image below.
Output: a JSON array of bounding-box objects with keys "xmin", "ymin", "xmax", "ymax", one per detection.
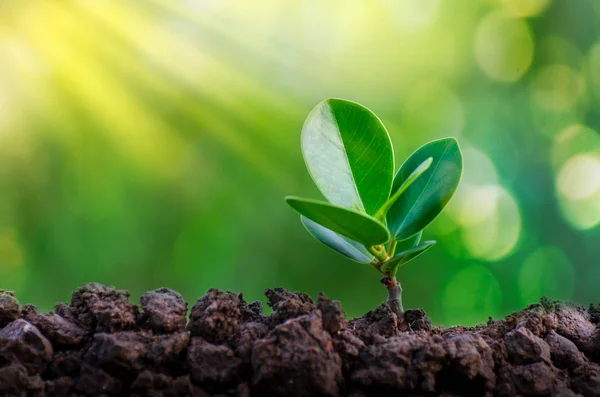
[{"xmin": 0, "ymin": 0, "xmax": 599, "ymax": 326}]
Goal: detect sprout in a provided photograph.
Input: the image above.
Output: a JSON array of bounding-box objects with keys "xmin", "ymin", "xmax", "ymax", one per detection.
[{"xmin": 285, "ymin": 98, "xmax": 463, "ymax": 323}]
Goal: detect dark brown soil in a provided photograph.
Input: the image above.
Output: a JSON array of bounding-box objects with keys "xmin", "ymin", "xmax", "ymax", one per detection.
[{"xmin": 0, "ymin": 284, "xmax": 599, "ymax": 396}]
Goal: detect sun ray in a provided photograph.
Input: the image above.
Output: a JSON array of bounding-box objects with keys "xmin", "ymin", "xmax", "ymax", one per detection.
[
  {"xmin": 11, "ymin": 1, "xmax": 292, "ymax": 189},
  {"xmin": 13, "ymin": 2, "xmax": 187, "ymax": 179},
  {"xmin": 72, "ymin": 1, "xmax": 302, "ymax": 143},
  {"xmin": 61, "ymin": 0, "xmax": 295, "ymax": 188}
]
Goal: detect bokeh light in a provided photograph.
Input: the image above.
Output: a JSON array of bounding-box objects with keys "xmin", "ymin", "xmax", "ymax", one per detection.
[
  {"xmin": 529, "ymin": 65, "xmax": 587, "ymax": 138},
  {"xmin": 501, "ymin": 0, "xmax": 550, "ymax": 17},
  {"xmin": 460, "ymin": 185, "xmax": 522, "ymax": 261},
  {"xmin": 552, "ymin": 124, "xmax": 600, "ymax": 169},
  {"xmin": 441, "ymin": 264, "xmax": 503, "ymax": 326},
  {"xmin": 556, "ymin": 155, "xmax": 600, "ymax": 230},
  {"xmin": 531, "ymin": 65, "xmax": 586, "ymax": 111},
  {"xmin": 445, "ymin": 146, "xmax": 521, "ymax": 261},
  {"xmin": 456, "ymin": 146, "xmax": 499, "ymax": 186},
  {"xmin": 518, "ymin": 247, "xmax": 575, "ymax": 305},
  {"xmin": 475, "ymin": 11, "xmax": 534, "ymax": 82},
  {"xmin": 590, "ymin": 43, "xmax": 600, "ymax": 87},
  {"xmin": 445, "ymin": 146, "xmax": 498, "ymax": 226},
  {"xmin": 589, "ymin": 42, "xmax": 600, "ymax": 101},
  {"xmin": 539, "ymin": 36, "xmax": 584, "ymax": 68},
  {"xmin": 401, "ymin": 81, "xmax": 465, "ymax": 140},
  {"xmin": 384, "ymin": 0, "xmax": 441, "ymax": 30},
  {"xmin": 553, "ymin": 125, "xmax": 600, "ymax": 230},
  {"xmin": 557, "ymin": 154, "xmax": 600, "ymax": 201}
]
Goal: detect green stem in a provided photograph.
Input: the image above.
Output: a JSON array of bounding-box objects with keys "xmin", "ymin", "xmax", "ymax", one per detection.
[
  {"xmin": 367, "ymin": 245, "xmax": 388, "ymax": 262},
  {"xmin": 369, "ymin": 261, "xmax": 381, "ymax": 272},
  {"xmin": 387, "ymin": 240, "xmax": 397, "ymax": 257},
  {"xmin": 374, "ymin": 157, "xmax": 433, "ymax": 220}
]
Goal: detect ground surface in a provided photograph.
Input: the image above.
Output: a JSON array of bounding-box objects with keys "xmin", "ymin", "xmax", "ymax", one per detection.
[{"xmin": 0, "ymin": 283, "xmax": 598, "ymax": 396}]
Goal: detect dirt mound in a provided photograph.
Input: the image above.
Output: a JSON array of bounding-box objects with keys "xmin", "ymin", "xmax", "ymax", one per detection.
[{"xmin": 0, "ymin": 283, "xmax": 598, "ymax": 396}]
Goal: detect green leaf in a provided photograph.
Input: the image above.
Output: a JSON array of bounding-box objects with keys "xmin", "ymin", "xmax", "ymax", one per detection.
[
  {"xmin": 285, "ymin": 196, "xmax": 390, "ymax": 246},
  {"xmin": 301, "ymin": 98, "xmax": 394, "ymax": 216},
  {"xmin": 387, "ymin": 138, "xmax": 463, "ymax": 240},
  {"xmin": 301, "ymin": 217, "xmax": 374, "ymax": 263},
  {"xmin": 374, "ymin": 157, "xmax": 433, "ymax": 220},
  {"xmin": 381, "ymin": 240, "xmax": 436, "ymax": 272},
  {"xmin": 393, "ymin": 230, "xmax": 423, "ymax": 254}
]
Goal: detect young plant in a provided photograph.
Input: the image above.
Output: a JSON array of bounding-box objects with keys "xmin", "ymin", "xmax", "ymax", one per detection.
[{"xmin": 285, "ymin": 98, "xmax": 463, "ymax": 323}]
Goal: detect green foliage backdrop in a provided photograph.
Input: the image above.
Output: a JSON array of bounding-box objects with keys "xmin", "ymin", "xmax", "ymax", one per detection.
[{"xmin": 0, "ymin": 0, "xmax": 599, "ymax": 325}]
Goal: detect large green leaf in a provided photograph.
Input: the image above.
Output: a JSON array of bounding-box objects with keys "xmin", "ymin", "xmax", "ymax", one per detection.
[
  {"xmin": 374, "ymin": 157, "xmax": 432, "ymax": 220},
  {"xmin": 381, "ymin": 240, "xmax": 436, "ymax": 272},
  {"xmin": 301, "ymin": 217, "xmax": 374, "ymax": 263},
  {"xmin": 301, "ymin": 98, "xmax": 394, "ymax": 216},
  {"xmin": 387, "ymin": 138, "xmax": 463, "ymax": 240},
  {"xmin": 285, "ymin": 196, "xmax": 390, "ymax": 246}
]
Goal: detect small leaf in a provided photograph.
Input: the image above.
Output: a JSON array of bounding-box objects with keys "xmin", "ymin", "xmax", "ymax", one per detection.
[
  {"xmin": 301, "ymin": 217, "xmax": 374, "ymax": 263},
  {"xmin": 286, "ymin": 196, "xmax": 390, "ymax": 246},
  {"xmin": 393, "ymin": 231, "xmax": 423, "ymax": 254},
  {"xmin": 381, "ymin": 240, "xmax": 436, "ymax": 272},
  {"xmin": 302, "ymin": 98, "xmax": 394, "ymax": 215},
  {"xmin": 387, "ymin": 138, "xmax": 463, "ymax": 240}
]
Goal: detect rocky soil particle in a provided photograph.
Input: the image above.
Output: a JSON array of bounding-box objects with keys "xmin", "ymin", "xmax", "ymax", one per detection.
[
  {"xmin": 151, "ymin": 330, "xmax": 189, "ymax": 372},
  {"xmin": 505, "ymin": 327, "xmax": 552, "ymax": 365},
  {"xmin": 545, "ymin": 330, "xmax": 587, "ymax": 371},
  {"xmin": 251, "ymin": 311, "xmax": 343, "ymax": 397},
  {"xmin": 265, "ymin": 287, "xmax": 316, "ymax": 326},
  {"xmin": 0, "ymin": 290, "xmax": 21, "ymax": 328},
  {"xmin": 85, "ymin": 331, "xmax": 149, "ymax": 381},
  {"xmin": 188, "ymin": 289, "xmax": 242, "ymax": 343},
  {"xmin": 231, "ymin": 322, "xmax": 268, "ymax": 361},
  {"xmin": 187, "ymin": 336, "xmax": 245, "ymax": 392},
  {"xmin": 21, "ymin": 305, "xmax": 88, "ymax": 348},
  {"xmin": 0, "ymin": 319, "xmax": 53, "ymax": 375},
  {"xmin": 140, "ymin": 288, "xmax": 188, "ymax": 334},
  {"xmin": 589, "ymin": 304, "xmax": 600, "ymax": 325},
  {"xmin": 0, "ymin": 282, "xmax": 598, "ymax": 396},
  {"xmin": 318, "ymin": 292, "xmax": 346, "ymax": 335},
  {"xmin": 348, "ymin": 303, "xmax": 399, "ymax": 343},
  {"xmin": 69, "ymin": 282, "xmax": 138, "ymax": 332},
  {"xmin": 404, "ymin": 308, "xmax": 433, "ymax": 331}
]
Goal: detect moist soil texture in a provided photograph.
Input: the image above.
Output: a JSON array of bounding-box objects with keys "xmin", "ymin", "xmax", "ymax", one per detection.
[{"xmin": 0, "ymin": 284, "xmax": 599, "ymax": 397}]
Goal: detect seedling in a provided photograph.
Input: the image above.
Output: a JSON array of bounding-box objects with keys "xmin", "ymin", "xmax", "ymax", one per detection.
[{"xmin": 285, "ymin": 98, "xmax": 463, "ymax": 322}]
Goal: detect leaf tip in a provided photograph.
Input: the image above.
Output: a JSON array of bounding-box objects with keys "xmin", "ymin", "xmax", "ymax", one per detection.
[{"xmin": 284, "ymin": 196, "xmax": 303, "ymax": 209}]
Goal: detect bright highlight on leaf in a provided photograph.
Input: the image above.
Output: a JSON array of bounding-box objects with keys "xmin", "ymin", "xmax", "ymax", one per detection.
[
  {"xmin": 285, "ymin": 97, "xmax": 463, "ymax": 314},
  {"xmin": 301, "ymin": 98, "xmax": 394, "ymax": 216}
]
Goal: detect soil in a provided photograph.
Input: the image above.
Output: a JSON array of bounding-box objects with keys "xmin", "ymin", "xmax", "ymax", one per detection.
[{"xmin": 0, "ymin": 284, "xmax": 599, "ymax": 397}]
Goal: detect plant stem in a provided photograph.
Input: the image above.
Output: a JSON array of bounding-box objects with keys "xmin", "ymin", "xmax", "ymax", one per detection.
[
  {"xmin": 369, "ymin": 261, "xmax": 381, "ymax": 272},
  {"xmin": 367, "ymin": 245, "xmax": 388, "ymax": 262},
  {"xmin": 384, "ymin": 277, "xmax": 405, "ymax": 326},
  {"xmin": 387, "ymin": 240, "xmax": 397, "ymax": 257}
]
